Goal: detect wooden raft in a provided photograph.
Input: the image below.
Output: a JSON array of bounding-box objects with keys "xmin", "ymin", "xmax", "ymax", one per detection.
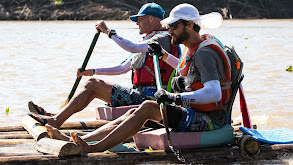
[
  {"xmin": 0, "ymin": 143, "xmax": 292, "ymax": 164},
  {"xmin": 1, "ymin": 117, "xmax": 293, "ymax": 163}
]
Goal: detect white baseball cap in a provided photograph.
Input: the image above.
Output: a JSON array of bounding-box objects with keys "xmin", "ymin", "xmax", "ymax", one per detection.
[{"xmin": 161, "ymin": 3, "xmax": 223, "ymax": 29}]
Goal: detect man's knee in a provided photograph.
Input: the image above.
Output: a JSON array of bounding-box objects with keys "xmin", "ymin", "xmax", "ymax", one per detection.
[
  {"xmin": 134, "ymin": 100, "xmax": 160, "ymax": 118},
  {"xmin": 84, "ymin": 78, "xmax": 104, "ymax": 90},
  {"xmin": 124, "ymin": 108, "xmax": 136, "ymax": 115},
  {"xmin": 120, "ymin": 108, "xmax": 136, "ymax": 119}
]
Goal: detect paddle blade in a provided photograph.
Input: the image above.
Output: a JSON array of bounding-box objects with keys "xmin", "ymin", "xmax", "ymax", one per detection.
[
  {"xmin": 60, "ymin": 97, "xmax": 69, "ymax": 109},
  {"xmin": 239, "ymin": 84, "xmax": 252, "ymax": 128}
]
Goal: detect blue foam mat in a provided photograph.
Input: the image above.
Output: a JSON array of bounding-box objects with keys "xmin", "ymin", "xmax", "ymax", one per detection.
[{"xmin": 240, "ymin": 127, "xmax": 293, "ymax": 144}]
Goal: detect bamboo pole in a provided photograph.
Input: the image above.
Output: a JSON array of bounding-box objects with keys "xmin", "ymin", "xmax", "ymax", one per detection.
[
  {"xmin": 236, "ymin": 134, "xmax": 260, "ymax": 158},
  {"xmin": 271, "ymin": 144, "xmax": 293, "ymax": 150},
  {"xmin": 0, "ymin": 139, "xmax": 35, "ymax": 146},
  {"xmin": 0, "ymin": 130, "xmax": 88, "ymax": 140},
  {"xmin": 60, "ymin": 129, "xmax": 90, "ymax": 134},
  {"xmin": 36, "ymin": 138, "xmax": 81, "ymax": 157},
  {"xmin": 0, "ymin": 131, "xmax": 29, "ymax": 135},
  {"xmin": 0, "ymin": 154, "xmax": 58, "ymax": 162},
  {"xmin": 0, "ymin": 134, "xmax": 32, "ymax": 139},
  {"xmin": 60, "ymin": 120, "xmax": 109, "ymax": 129},
  {"xmin": 21, "ymin": 115, "xmax": 49, "ymax": 141},
  {"xmin": 0, "ymin": 126, "xmax": 24, "ymax": 132},
  {"xmin": 0, "ymin": 152, "xmax": 43, "ymax": 157},
  {"xmin": 0, "ymin": 120, "xmax": 109, "ymax": 132}
]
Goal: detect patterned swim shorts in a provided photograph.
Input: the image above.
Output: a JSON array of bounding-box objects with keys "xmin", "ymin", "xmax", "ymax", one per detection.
[
  {"xmin": 110, "ymin": 84, "xmax": 145, "ymax": 107},
  {"xmin": 186, "ymin": 109, "xmax": 215, "ymax": 131}
]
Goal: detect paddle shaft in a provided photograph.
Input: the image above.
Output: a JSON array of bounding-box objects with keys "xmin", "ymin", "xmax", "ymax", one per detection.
[
  {"xmin": 239, "ymin": 83, "xmax": 252, "ymax": 128},
  {"xmin": 152, "ymin": 53, "xmax": 172, "ymax": 146},
  {"xmin": 64, "ymin": 30, "xmax": 101, "ymax": 105}
]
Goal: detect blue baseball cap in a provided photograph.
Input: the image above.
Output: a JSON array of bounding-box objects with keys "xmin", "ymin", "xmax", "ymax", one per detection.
[{"xmin": 129, "ymin": 3, "xmax": 165, "ymax": 22}]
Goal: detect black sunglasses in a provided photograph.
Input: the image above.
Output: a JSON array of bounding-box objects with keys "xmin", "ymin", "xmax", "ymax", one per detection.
[{"xmin": 167, "ymin": 20, "xmax": 182, "ymax": 31}]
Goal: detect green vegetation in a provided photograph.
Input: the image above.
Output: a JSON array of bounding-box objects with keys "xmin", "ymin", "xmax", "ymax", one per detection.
[
  {"xmin": 286, "ymin": 65, "xmax": 292, "ymax": 72},
  {"xmin": 5, "ymin": 108, "xmax": 9, "ymax": 115},
  {"xmin": 51, "ymin": 0, "xmax": 64, "ymax": 5},
  {"xmin": 144, "ymin": 146, "xmax": 153, "ymax": 151}
]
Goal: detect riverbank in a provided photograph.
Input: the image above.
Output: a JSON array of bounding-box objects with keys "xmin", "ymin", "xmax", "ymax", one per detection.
[{"xmin": 0, "ymin": 0, "xmax": 293, "ymax": 20}]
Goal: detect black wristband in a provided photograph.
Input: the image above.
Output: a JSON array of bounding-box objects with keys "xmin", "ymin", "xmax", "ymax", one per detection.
[{"xmin": 108, "ymin": 29, "xmax": 116, "ymax": 39}]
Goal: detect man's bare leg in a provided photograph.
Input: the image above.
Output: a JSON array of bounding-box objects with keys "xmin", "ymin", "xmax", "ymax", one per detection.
[
  {"xmin": 71, "ymin": 132, "xmax": 90, "ymax": 153},
  {"xmin": 46, "ymin": 108, "xmax": 137, "ymax": 141},
  {"xmin": 72, "ymin": 100, "xmax": 162, "ymax": 152},
  {"xmin": 33, "ymin": 78, "xmax": 113, "ymax": 128}
]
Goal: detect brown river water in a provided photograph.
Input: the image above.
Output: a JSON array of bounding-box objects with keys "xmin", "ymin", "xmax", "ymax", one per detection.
[{"xmin": 0, "ymin": 20, "xmax": 293, "ymax": 132}]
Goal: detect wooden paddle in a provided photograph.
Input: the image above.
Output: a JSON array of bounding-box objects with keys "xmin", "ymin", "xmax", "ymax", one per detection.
[
  {"xmin": 60, "ymin": 30, "xmax": 101, "ymax": 109},
  {"xmin": 152, "ymin": 53, "xmax": 173, "ymax": 148}
]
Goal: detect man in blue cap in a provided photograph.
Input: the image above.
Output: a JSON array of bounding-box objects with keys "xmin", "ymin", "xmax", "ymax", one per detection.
[
  {"xmin": 93, "ymin": 3, "xmax": 179, "ymax": 102},
  {"xmin": 28, "ymin": 3, "xmax": 180, "ymax": 134},
  {"xmin": 128, "ymin": 3, "xmax": 165, "ymax": 34}
]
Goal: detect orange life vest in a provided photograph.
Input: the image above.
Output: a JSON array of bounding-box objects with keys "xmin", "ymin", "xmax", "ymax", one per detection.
[
  {"xmin": 179, "ymin": 34, "xmax": 231, "ymax": 112},
  {"xmin": 132, "ymin": 31, "xmax": 179, "ymax": 86}
]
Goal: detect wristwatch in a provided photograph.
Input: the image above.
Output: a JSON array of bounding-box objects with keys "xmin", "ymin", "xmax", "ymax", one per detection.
[
  {"xmin": 108, "ymin": 29, "xmax": 116, "ymax": 38},
  {"xmin": 175, "ymin": 94, "xmax": 183, "ymax": 105}
]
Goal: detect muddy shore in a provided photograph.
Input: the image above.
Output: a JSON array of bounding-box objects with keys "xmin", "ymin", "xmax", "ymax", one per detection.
[{"xmin": 0, "ymin": 0, "xmax": 293, "ymax": 20}]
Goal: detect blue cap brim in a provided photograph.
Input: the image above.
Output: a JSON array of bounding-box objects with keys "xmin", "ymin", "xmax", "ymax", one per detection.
[{"xmin": 129, "ymin": 14, "xmax": 145, "ymax": 22}]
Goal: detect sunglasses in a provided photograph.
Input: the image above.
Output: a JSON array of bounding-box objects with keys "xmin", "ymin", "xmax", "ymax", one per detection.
[{"xmin": 167, "ymin": 20, "xmax": 182, "ymax": 31}]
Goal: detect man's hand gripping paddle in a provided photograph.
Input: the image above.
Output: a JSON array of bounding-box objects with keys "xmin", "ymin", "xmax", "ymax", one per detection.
[
  {"xmin": 152, "ymin": 52, "xmax": 173, "ymax": 149},
  {"xmin": 60, "ymin": 30, "xmax": 101, "ymax": 109}
]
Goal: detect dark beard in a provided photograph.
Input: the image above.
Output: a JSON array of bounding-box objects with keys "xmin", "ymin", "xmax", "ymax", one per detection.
[{"xmin": 171, "ymin": 27, "xmax": 189, "ymax": 45}]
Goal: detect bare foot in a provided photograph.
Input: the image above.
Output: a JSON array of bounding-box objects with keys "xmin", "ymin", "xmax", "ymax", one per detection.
[
  {"xmin": 70, "ymin": 132, "xmax": 91, "ymax": 153},
  {"xmin": 45, "ymin": 124, "xmax": 70, "ymax": 141}
]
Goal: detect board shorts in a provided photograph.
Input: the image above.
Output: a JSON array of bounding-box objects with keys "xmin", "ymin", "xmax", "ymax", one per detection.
[
  {"xmin": 110, "ymin": 84, "xmax": 145, "ymax": 107},
  {"xmin": 166, "ymin": 104, "xmax": 215, "ymax": 132},
  {"xmin": 110, "ymin": 84, "xmax": 166, "ymax": 107}
]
